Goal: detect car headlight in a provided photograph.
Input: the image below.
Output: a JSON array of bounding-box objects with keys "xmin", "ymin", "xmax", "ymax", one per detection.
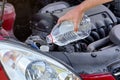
[{"xmin": 0, "ymin": 41, "xmax": 81, "ymax": 80}]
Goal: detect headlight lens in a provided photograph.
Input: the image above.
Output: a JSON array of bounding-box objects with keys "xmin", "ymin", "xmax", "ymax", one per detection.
[
  {"xmin": 26, "ymin": 60, "xmax": 57, "ymax": 80},
  {"xmin": 0, "ymin": 41, "xmax": 81, "ymax": 80}
]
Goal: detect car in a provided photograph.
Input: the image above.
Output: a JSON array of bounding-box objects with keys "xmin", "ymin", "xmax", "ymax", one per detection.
[{"xmin": 0, "ymin": 0, "xmax": 120, "ymax": 80}]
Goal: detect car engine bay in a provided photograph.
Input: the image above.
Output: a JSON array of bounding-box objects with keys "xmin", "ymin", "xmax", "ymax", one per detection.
[
  {"xmin": 23, "ymin": 1, "xmax": 118, "ymax": 53},
  {"xmin": 5, "ymin": 0, "xmax": 120, "ymax": 78}
]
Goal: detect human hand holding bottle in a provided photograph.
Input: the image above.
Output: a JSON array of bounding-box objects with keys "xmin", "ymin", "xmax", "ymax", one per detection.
[
  {"xmin": 57, "ymin": 6, "xmax": 84, "ymax": 32},
  {"xmin": 57, "ymin": 0, "xmax": 112, "ymax": 32}
]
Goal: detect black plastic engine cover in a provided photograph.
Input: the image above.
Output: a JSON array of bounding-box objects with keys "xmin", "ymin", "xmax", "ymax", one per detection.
[
  {"xmin": 52, "ymin": 5, "xmax": 117, "ymax": 24},
  {"xmin": 30, "ymin": 13, "xmax": 58, "ymax": 33}
]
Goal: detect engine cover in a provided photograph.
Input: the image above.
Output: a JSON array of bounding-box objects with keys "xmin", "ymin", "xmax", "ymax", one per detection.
[{"xmin": 52, "ymin": 5, "xmax": 117, "ymax": 24}]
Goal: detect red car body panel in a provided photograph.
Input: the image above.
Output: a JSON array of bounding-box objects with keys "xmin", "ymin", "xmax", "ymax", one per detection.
[
  {"xmin": 80, "ymin": 73, "xmax": 115, "ymax": 80},
  {"xmin": 2, "ymin": 3, "xmax": 16, "ymax": 31},
  {"xmin": 0, "ymin": 64, "xmax": 8, "ymax": 80}
]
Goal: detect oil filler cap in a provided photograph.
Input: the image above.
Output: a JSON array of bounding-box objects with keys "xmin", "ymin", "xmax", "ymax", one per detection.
[{"xmin": 109, "ymin": 24, "xmax": 120, "ymax": 45}]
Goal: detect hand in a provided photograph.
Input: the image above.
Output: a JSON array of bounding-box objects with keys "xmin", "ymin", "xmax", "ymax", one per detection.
[
  {"xmin": 57, "ymin": 6, "xmax": 84, "ymax": 32},
  {"xmin": 0, "ymin": 28, "xmax": 9, "ymax": 37}
]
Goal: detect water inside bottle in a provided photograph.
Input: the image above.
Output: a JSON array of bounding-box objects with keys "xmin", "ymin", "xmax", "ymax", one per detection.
[{"xmin": 46, "ymin": 15, "xmax": 91, "ymax": 46}]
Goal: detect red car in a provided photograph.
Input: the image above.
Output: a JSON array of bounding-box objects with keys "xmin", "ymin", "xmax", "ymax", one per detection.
[{"xmin": 0, "ymin": 0, "xmax": 120, "ymax": 80}]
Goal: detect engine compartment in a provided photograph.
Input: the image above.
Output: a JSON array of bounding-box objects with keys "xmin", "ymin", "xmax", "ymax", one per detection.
[
  {"xmin": 7, "ymin": 0, "xmax": 120, "ymax": 76},
  {"xmin": 25, "ymin": 3, "xmax": 117, "ymax": 53}
]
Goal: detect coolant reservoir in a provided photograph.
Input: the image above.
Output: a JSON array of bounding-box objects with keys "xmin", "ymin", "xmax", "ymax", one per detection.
[{"xmin": 0, "ymin": 2, "xmax": 16, "ymax": 31}]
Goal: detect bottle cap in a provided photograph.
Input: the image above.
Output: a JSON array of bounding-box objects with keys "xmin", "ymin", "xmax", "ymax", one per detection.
[{"xmin": 40, "ymin": 45, "xmax": 49, "ymax": 52}]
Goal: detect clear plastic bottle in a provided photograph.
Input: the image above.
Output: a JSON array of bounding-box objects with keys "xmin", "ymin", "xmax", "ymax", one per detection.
[{"xmin": 46, "ymin": 15, "xmax": 91, "ymax": 46}]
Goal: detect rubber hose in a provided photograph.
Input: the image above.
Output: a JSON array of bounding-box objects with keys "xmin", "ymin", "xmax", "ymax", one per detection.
[
  {"xmin": 104, "ymin": 18, "xmax": 113, "ymax": 35},
  {"xmin": 85, "ymin": 36, "xmax": 94, "ymax": 44},
  {"xmin": 98, "ymin": 28, "xmax": 106, "ymax": 38},
  {"xmin": 87, "ymin": 36, "xmax": 110, "ymax": 52},
  {"xmin": 90, "ymin": 31, "xmax": 100, "ymax": 41},
  {"xmin": 108, "ymin": 25, "xmax": 113, "ymax": 32}
]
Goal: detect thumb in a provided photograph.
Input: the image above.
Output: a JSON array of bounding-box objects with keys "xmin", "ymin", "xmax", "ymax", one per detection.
[
  {"xmin": 57, "ymin": 16, "xmax": 69, "ymax": 24},
  {"xmin": 57, "ymin": 19, "xmax": 62, "ymax": 24},
  {"xmin": 57, "ymin": 17, "xmax": 64, "ymax": 24}
]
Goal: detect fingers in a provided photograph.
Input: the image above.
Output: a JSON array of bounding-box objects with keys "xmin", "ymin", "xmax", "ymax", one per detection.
[
  {"xmin": 73, "ymin": 15, "xmax": 83, "ymax": 32},
  {"xmin": 73, "ymin": 19, "xmax": 80, "ymax": 32},
  {"xmin": 58, "ymin": 16, "xmax": 80, "ymax": 32},
  {"xmin": 57, "ymin": 12, "xmax": 83, "ymax": 32},
  {"xmin": 57, "ymin": 17, "xmax": 63, "ymax": 24},
  {"xmin": 57, "ymin": 13, "xmax": 72, "ymax": 24}
]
